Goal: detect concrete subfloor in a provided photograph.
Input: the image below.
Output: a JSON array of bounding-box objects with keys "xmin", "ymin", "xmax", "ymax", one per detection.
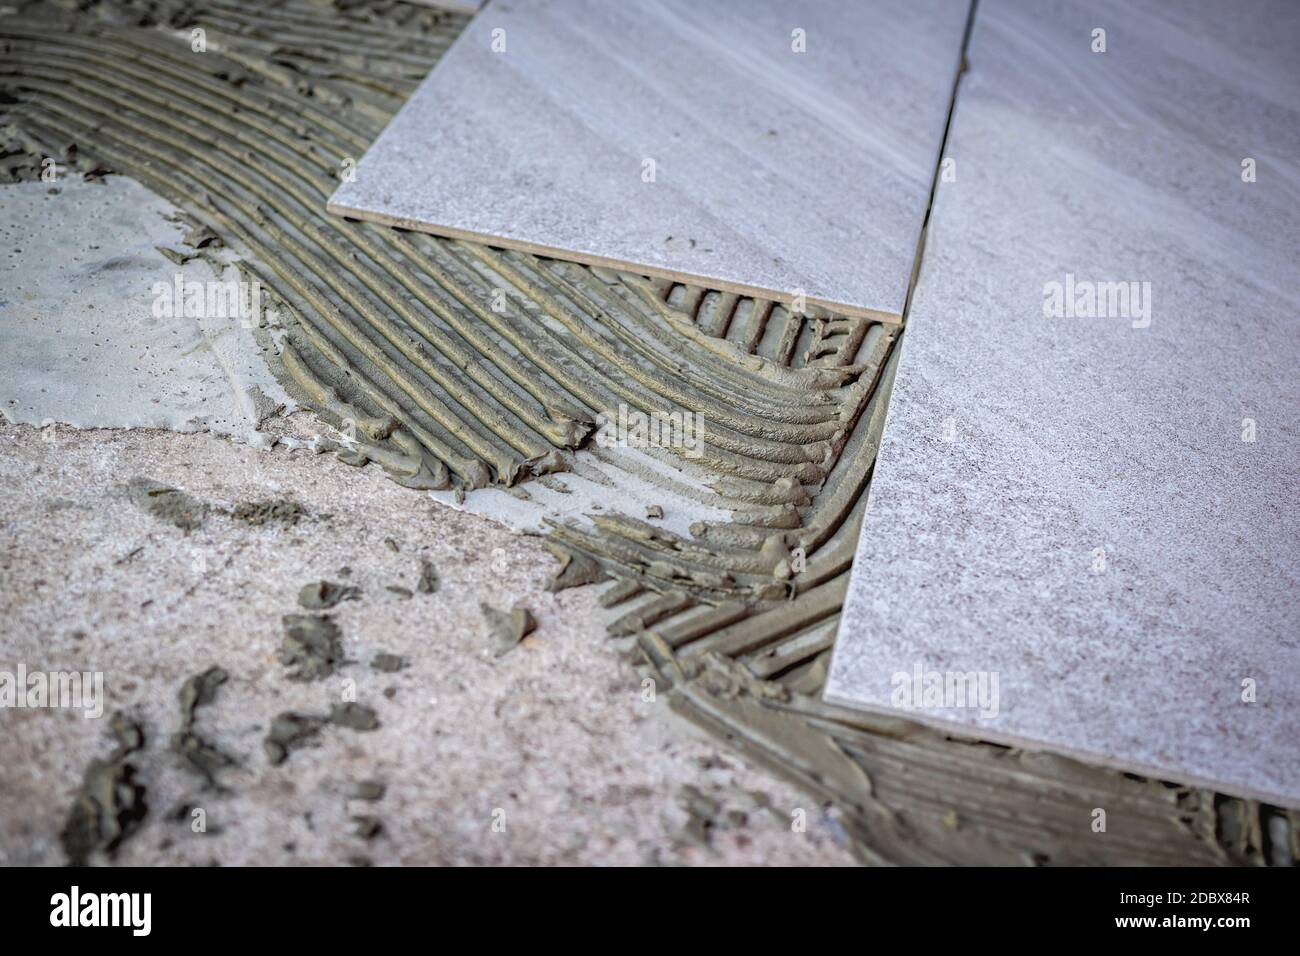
[{"xmin": 0, "ymin": 417, "xmax": 855, "ymax": 866}]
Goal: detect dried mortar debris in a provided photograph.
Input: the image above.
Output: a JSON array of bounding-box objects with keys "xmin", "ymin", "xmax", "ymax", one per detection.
[
  {"xmin": 330, "ymin": 703, "xmax": 381, "ymax": 732},
  {"xmin": 60, "ymin": 713, "xmax": 149, "ymax": 866},
  {"xmin": 231, "ymin": 498, "xmax": 306, "ymax": 527},
  {"xmin": 416, "ymin": 558, "xmax": 440, "ymax": 594},
  {"xmin": 263, "ymin": 712, "xmax": 330, "ymax": 766},
  {"xmin": 480, "ymin": 603, "xmax": 538, "ymax": 657},
  {"xmin": 124, "ymin": 478, "xmax": 208, "ymax": 532},
  {"xmin": 171, "ymin": 666, "xmax": 238, "ymax": 790},
  {"xmin": 297, "ymin": 580, "xmax": 362, "ymax": 610},
  {"xmin": 370, "ymin": 653, "xmax": 409, "ymax": 673},
  {"xmin": 342, "ymin": 781, "xmax": 387, "ymax": 802},
  {"xmin": 279, "ymin": 614, "xmax": 347, "ymax": 682}
]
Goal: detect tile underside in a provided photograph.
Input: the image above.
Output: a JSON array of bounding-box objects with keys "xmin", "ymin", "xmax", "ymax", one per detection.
[
  {"xmin": 826, "ymin": 0, "xmax": 1300, "ymax": 805},
  {"xmin": 327, "ymin": 0, "xmax": 971, "ymax": 321}
]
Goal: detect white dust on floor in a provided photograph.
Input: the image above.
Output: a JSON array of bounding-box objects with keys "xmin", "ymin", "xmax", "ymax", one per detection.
[{"xmin": 0, "ymin": 177, "xmax": 295, "ymax": 446}]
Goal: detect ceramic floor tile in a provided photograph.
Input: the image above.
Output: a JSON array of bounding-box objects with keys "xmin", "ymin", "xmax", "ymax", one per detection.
[
  {"xmin": 825, "ymin": 0, "xmax": 1300, "ymax": 805},
  {"xmin": 327, "ymin": 0, "xmax": 971, "ymax": 321}
]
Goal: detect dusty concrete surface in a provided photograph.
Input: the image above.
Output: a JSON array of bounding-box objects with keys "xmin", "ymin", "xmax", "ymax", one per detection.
[
  {"xmin": 0, "ymin": 177, "xmax": 295, "ymax": 445},
  {"xmin": 0, "ymin": 418, "xmax": 856, "ymax": 866}
]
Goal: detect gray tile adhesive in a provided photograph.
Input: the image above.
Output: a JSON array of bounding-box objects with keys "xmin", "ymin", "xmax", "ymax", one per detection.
[{"xmin": 1, "ymin": 0, "xmax": 1295, "ymax": 865}]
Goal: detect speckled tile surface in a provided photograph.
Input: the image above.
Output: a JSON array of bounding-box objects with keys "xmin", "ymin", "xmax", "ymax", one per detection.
[
  {"xmin": 327, "ymin": 0, "xmax": 970, "ymax": 321},
  {"xmin": 826, "ymin": 0, "xmax": 1300, "ymax": 805}
]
